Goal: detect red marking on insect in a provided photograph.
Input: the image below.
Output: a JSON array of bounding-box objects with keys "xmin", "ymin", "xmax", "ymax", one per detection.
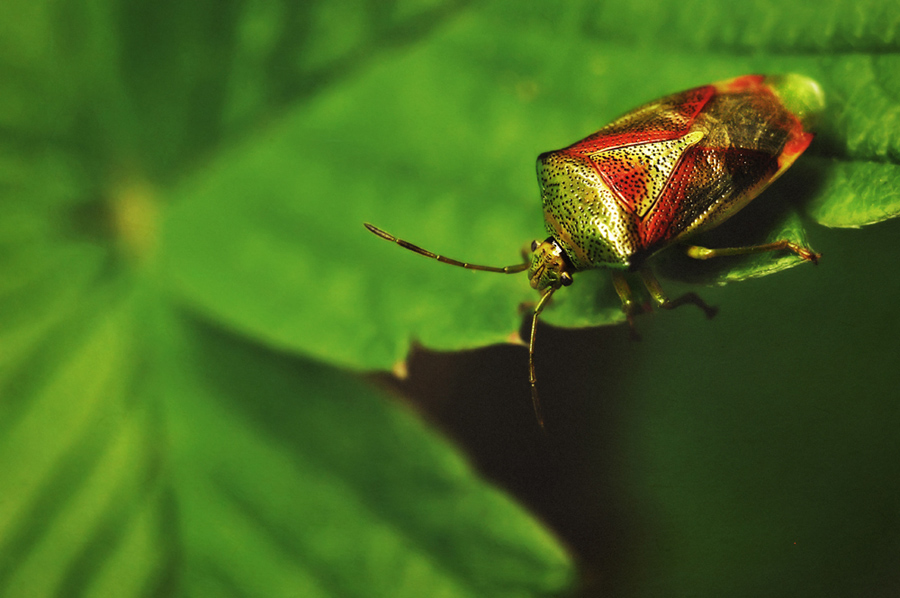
[
  {"xmin": 780, "ymin": 131, "xmax": 814, "ymax": 167},
  {"xmin": 561, "ymin": 86, "xmax": 714, "ymax": 158}
]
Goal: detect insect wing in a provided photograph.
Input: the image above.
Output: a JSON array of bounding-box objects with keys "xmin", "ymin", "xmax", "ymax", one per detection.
[{"xmin": 653, "ymin": 75, "xmax": 817, "ymax": 246}]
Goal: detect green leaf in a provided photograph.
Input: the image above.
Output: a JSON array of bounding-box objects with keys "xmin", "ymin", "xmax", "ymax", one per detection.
[
  {"xmin": 0, "ymin": 293, "xmax": 571, "ymax": 596},
  {"xmin": 0, "ymin": 0, "xmax": 575, "ymax": 596},
  {"xmin": 160, "ymin": 319, "xmax": 572, "ymax": 598},
  {"xmin": 802, "ymin": 53, "xmax": 900, "ymax": 227},
  {"xmin": 3, "ymin": 0, "xmax": 899, "ymax": 596},
  {"xmin": 163, "ymin": 1, "xmax": 900, "ymax": 368},
  {"xmin": 805, "ymin": 158, "xmax": 900, "ymax": 226}
]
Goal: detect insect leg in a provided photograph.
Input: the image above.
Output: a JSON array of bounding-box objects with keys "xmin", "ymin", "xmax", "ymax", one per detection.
[
  {"xmin": 611, "ymin": 271, "xmax": 645, "ymax": 339},
  {"xmin": 684, "ymin": 241, "xmax": 821, "ymax": 264},
  {"xmin": 639, "ymin": 268, "xmax": 718, "ymax": 319}
]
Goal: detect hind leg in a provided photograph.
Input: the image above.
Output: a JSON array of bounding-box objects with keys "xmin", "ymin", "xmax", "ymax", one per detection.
[{"xmin": 684, "ymin": 240, "xmax": 821, "ymax": 264}]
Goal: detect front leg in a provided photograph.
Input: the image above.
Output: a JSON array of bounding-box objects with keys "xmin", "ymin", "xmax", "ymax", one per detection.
[
  {"xmin": 611, "ymin": 271, "xmax": 646, "ymax": 340},
  {"xmin": 639, "ymin": 267, "xmax": 718, "ymax": 319}
]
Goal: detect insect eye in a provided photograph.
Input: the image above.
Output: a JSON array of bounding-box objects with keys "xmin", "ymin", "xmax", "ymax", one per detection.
[
  {"xmin": 530, "ymin": 240, "xmax": 539, "ymax": 252},
  {"xmin": 560, "ymin": 272, "xmax": 573, "ymax": 286}
]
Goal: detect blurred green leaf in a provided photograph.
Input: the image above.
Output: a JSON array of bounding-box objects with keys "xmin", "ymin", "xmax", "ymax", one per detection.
[
  {"xmin": 0, "ymin": 0, "xmax": 575, "ymax": 596},
  {"xmin": 0, "ymin": 295, "xmax": 571, "ymax": 596},
  {"xmin": 161, "ymin": 319, "xmax": 572, "ymax": 598}
]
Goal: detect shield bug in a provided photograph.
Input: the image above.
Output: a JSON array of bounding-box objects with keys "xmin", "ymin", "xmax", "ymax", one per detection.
[{"xmin": 366, "ymin": 74, "xmax": 824, "ymax": 427}]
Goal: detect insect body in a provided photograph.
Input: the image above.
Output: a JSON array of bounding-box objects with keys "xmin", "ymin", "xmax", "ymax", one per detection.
[{"xmin": 366, "ymin": 74, "xmax": 823, "ymax": 427}]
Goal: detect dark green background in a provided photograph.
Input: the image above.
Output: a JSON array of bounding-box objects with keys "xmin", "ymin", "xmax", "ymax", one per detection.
[{"xmin": 1, "ymin": 0, "xmax": 898, "ymax": 596}]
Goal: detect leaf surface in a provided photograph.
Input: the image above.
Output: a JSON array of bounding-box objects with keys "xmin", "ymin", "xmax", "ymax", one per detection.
[
  {"xmin": 162, "ymin": 1, "xmax": 900, "ymax": 368},
  {"xmin": 0, "ymin": 1, "xmax": 575, "ymax": 596},
  {"xmin": 2, "ymin": 0, "xmax": 899, "ymax": 596}
]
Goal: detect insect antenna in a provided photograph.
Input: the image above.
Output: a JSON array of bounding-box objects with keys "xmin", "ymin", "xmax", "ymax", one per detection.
[
  {"xmin": 528, "ymin": 288, "xmax": 555, "ymax": 430},
  {"xmin": 364, "ymin": 223, "xmax": 529, "ymax": 273},
  {"xmin": 366, "ymin": 222, "xmax": 547, "ymax": 429}
]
